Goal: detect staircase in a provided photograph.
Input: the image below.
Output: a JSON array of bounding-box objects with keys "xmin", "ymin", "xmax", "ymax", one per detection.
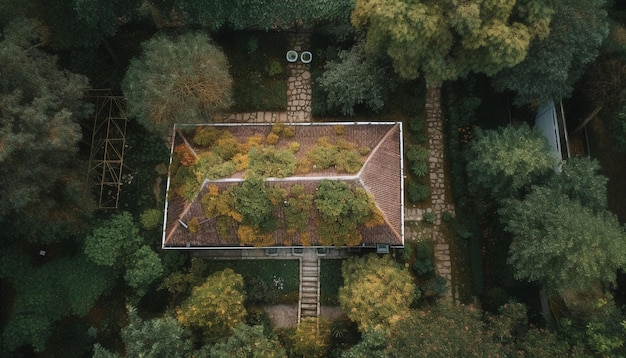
[{"xmin": 298, "ymin": 248, "xmax": 320, "ymax": 322}]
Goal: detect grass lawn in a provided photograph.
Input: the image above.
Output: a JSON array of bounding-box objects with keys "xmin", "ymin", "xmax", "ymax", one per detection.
[
  {"xmin": 320, "ymin": 259, "xmax": 344, "ymax": 306},
  {"xmin": 204, "ymin": 260, "xmax": 299, "ymax": 305}
]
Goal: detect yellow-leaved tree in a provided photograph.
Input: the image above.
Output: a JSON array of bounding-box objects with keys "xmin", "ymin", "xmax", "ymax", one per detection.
[
  {"xmin": 176, "ymin": 268, "xmax": 246, "ymax": 343},
  {"xmin": 339, "ymin": 254, "xmax": 416, "ymax": 334}
]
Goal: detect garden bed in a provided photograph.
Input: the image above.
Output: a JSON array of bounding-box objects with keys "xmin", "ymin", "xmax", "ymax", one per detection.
[{"xmin": 204, "ymin": 259, "xmax": 300, "ymax": 305}]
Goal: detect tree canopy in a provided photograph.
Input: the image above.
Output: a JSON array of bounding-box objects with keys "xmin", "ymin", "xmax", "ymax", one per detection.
[
  {"xmin": 176, "ymin": 268, "xmax": 247, "ymax": 342},
  {"xmin": 351, "ymin": 0, "xmax": 552, "ymax": 86},
  {"xmin": 339, "ymin": 254, "xmax": 416, "ymax": 334},
  {"xmin": 210, "ymin": 323, "xmax": 287, "ymax": 358},
  {"xmin": 493, "ymin": 0, "xmax": 609, "ymax": 105},
  {"xmin": 0, "ymin": 19, "xmax": 94, "ymax": 240},
  {"xmin": 148, "ymin": 0, "xmax": 354, "ymax": 30},
  {"xmin": 122, "ymin": 32, "xmax": 233, "ymax": 136},
  {"xmin": 466, "ymin": 124, "xmax": 558, "ymax": 200},
  {"xmin": 500, "ymin": 185, "xmax": 626, "ymax": 293}
]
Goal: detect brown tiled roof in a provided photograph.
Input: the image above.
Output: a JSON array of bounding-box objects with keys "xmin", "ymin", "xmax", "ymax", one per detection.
[{"xmin": 163, "ymin": 122, "xmax": 403, "ymax": 248}]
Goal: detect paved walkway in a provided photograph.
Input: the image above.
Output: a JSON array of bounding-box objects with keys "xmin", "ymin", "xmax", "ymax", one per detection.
[{"xmin": 404, "ymin": 87, "xmax": 456, "ymax": 301}]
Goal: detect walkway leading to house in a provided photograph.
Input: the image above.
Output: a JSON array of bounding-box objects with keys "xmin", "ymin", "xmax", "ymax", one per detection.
[
  {"xmin": 298, "ymin": 248, "xmax": 320, "ymax": 322},
  {"xmin": 404, "ymin": 87, "xmax": 456, "ymax": 301}
]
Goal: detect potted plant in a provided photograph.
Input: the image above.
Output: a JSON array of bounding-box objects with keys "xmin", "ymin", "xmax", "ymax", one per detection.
[
  {"xmin": 286, "ymin": 50, "xmax": 298, "ymax": 62},
  {"xmin": 300, "ymin": 51, "xmax": 312, "ymax": 64}
]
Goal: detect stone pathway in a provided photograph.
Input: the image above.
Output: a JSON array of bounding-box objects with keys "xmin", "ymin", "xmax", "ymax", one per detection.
[
  {"xmin": 216, "ymin": 32, "xmax": 312, "ymax": 124},
  {"xmin": 404, "ymin": 87, "xmax": 456, "ymax": 301},
  {"xmin": 298, "ymin": 248, "xmax": 320, "ymax": 322}
]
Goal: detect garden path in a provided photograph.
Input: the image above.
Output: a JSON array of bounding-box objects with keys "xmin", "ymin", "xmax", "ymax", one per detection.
[
  {"xmin": 217, "ymin": 32, "xmax": 312, "ymax": 123},
  {"xmin": 404, "ymin": 87, "xmax": 456, "ymax": 301}
]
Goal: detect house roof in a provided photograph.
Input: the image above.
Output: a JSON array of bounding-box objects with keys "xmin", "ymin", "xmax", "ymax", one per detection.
[{"xmin": 162, "ymin": 122, "xmax": 404, "ymax": 248}]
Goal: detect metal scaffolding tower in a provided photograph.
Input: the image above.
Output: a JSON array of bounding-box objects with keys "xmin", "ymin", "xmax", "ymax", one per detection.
[{"xmin": 87, "ymin": 90, "xmax": 128, "ymax": 209}]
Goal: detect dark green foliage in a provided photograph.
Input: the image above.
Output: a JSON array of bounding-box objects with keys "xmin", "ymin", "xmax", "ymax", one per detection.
[
  {"xmin": 232, "ymin": 177, "xmax": 276, "ymax": 232},
  {"xmin": 317, "ymin": 43, "xmax": 397, "ymax": 116},
  {"xmin": 405, "ymin": 145, "xmax": 429, "ymax": 177},
  {"xmin": 210, "ymin": 324, "xmax": 287, "ymax": 358},
  {"xmin": 412, "ymin": 242, "xmax": 435, "ymax": 276},
  {"xmin": 84, "ymin": 212, "xmax": 164, "ymax": 297},
  {"xmin": 120, "ymin": 306, "xmax": 192, "ymax": 358},
  {"xmin": 320, "ymin": 259, "xmax": 344, "ymax": 306},
  {"xmin": 466, "ymin": 124, "xmax": 557, "ymax": 200},
  {"xmin": 422, "ymin": 211, "xmax": 437, "ymax": 224},
  {"xmin": 501, "ymin": 186, "xmax": 626, "ymax": 292},
  {"xmin": 284, "ymin": 185, "xmax": 314, "ymax": 233},
  {"xmin": 493, "ymin": 0, "xmax": 609, "ymax": 105},
  {"xmin": 216, "ymin": 31, "xmax": 288, "ymax": 112},
  {"xmin": 122, "ymin": 32, "xmax": 233, "ymax": 136},
  {"xmin": 610, "ymin": 102, "xmax": 626, "ymax": 151},
  {"xmin": 150, "ymin": 0, "xmax": 353, "ymax": 30},
  {"xmin": 203, "ymin": 260, "xmax": 300, "ymax": 305},
  {"xmin": 124, "ymin": 245, "xmax": 164, "ymax": 297},
  {"xmin": 0, "ymin": 20, "xmax": 95, "ymax": 240},
  {"xmin": 84, "ymin": 212, "xmax": 143, "ymax": 267},
  {"xmin": 549, "ymin": 157, "xmax": 608, "ymax": 212},
  {"xmin": 406, "ymin": 182, "xmax": 430, "ymax": 203},
  {"xmin": 0, "ymin": 0, "xmax": 142, "ymax": 49},
  {"xmin": 1, "ymin": 255, "xmax": 115, "ymax": 353}
]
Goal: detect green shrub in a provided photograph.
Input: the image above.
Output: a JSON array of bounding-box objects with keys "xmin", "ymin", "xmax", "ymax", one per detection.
[
  {"xmin": 248, "ymin": 147, "xmax": 296, "ymax": 178},
  {"xmin": 140, "ymin": 208, "xmax": 163, "ymax": 230},
  {"xmin": 288, "ymin": 142, "xmax": 300, "ymax": 153},
  {"xmin": 423, "ymin": 211, "xmax": 437, "ymax": 224},
  {"xmin": 406, "ymin": 182, "xmax": 430, "ymax": 203},
  {"xmin": 193, "ymin": 127, "xmax": 222, "ymax": 147},
  {"xmin": 265, "ymin": 59, "xmax": 284, "ymax": 77},
  {"xmin": 410, "ymin": 161, "xmax": 429, "ymax": 177},
  {"xmin": 405, "ymin": 145, "xmax": 429, "ymax": 163},
  {"xmin": 420, "ymin": 275, "xmax": 448, "ymax": 299},
  {"xmin": 412, "ymin": 242, "xmax": 435, "ymax": 276}
]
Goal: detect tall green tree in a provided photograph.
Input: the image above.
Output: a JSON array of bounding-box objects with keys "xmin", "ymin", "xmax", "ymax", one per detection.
[
  {"xmin": 84, "ymin": 212, "xmax": 164, "ymax": 297},
  {"xmin": 0, "ymin": 19, "xmax": 95, "ymax": 242},
  {"xmin": 352, "ymin": 0, "xmax": 551, "ymax": 126},
  {"xmin": 339, "ymin": 254, "xmax": 415, "ymax": 334},
  {"xmin": 176, "ymin": 268, "xmax": 247, "ymax": 343},
  {"xmin": 493, "ymin": 0, "xmax": 609, "ymax": 106},
  {"xmin": 122, "ymin": 32, "xmax": 233, "ymax": 136},
  {"xmin": 466, "ymin": 124, "xmax": 558, "ymax": 200},
  {"xmin": 500, "ymin": 186, "xmax": 626, "ymax": 293}
]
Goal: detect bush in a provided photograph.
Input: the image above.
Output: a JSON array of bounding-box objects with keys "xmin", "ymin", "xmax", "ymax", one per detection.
[
  {"xmin": 316, "ymin": 44, "xmax": 396, "ymax": 116},
  {"xmin": 140, "ymin": 209, "xmax": 163, "ymax": 230},
  {"xmin": 406, "ymin": 182, "xmax": 430, "ymax": 203},
  {"xmin": 412, "ymin": 242, "xmax": 435, "ymax": 276}
]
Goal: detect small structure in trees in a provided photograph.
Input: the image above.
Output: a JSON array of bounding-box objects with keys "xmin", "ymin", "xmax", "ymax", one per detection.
[
  {"xmin": 162, "ymin": 122, "xmax": 404, "ymax": 249},
  {"xmin": 86, "ymin": 90, "xmax": 128, "ymax": 209}
]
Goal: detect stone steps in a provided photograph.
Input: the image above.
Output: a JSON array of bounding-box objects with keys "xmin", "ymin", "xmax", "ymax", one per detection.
[{"xmin": 298, "ymin": 248, "xmax": 320, "ymax": 322}]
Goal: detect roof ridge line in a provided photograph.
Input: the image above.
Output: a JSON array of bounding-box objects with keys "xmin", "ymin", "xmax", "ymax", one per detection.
[{"xmin": 356, "ymin": 123, "xmax": 400, "ymax": 178}]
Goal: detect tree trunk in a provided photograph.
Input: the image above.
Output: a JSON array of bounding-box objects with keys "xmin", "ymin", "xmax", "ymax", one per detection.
[{"xmin": 572, "ymin": 105, "xmax": 603, "ymax": 134}]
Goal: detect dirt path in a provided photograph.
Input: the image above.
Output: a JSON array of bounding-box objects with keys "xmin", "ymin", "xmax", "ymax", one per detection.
[{"xmin": 264, "ymin": 305, "xmax": 345, "ymax": 328}]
